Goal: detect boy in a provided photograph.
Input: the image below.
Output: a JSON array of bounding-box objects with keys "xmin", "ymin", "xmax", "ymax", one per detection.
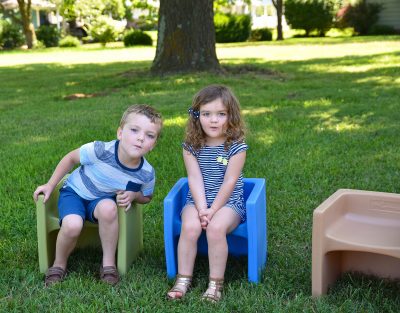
[{"xmin": 33, "ymin": 104, "xmax": 162, "ymax": 286}]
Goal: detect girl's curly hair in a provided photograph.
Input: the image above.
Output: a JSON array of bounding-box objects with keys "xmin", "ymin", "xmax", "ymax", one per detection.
[{"xmin": 184, "ymin": 85, "xmax": 245, "ymax": 151}]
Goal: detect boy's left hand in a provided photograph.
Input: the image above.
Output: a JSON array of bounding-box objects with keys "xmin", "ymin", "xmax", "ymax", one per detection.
[{"xmin": 116, "ymin": 190, "xmax": 137, "ymax": 211}]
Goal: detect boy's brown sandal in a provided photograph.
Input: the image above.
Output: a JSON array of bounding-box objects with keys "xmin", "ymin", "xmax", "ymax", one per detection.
[
  {"xmin": 100, "ymin": 266, "xmax": 120, "ymax": 286},
  {"xmin": 167, "ymin": 274, "xmax": 192, "ymax": 300},
  {"xmin": 45, "ymin": 266, "xmax": 66, "ymax": 287},
  {"xmin": 202, "ymin": 278, "xmax": 224, "ymax": 303}
]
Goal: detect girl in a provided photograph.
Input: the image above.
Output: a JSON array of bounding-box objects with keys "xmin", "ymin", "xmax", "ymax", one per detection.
[{"xmin": 167, "ymin": 85, "xmax": 247, "ymax": 302}]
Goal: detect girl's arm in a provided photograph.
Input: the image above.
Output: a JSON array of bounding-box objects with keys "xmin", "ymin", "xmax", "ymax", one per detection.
[
  {"xmin": 33, "ymin": 149, "xmax": 80, "ymax": 202},
  {"xmin": 209, "ymin": 151, "xmax": 246, "ymax": 216},
  {"xmin": 183, "ymin": 148, "xmax": 208, "ymax": 212}
]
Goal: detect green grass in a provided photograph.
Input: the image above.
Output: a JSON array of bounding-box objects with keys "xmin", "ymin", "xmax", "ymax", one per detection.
[{"xmin": 1, "ymin": 36, "xmax": 400, "ymax": 312}]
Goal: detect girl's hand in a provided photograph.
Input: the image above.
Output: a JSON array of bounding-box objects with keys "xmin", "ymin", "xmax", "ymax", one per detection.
[
  {"xmin": 116, "ymin": 190, "xmax": 137, "ymax": 211},
  {"xmin": 33, "ymin": 184, "xmax": 54, "ymax": 203},
  {"xmin": 198, "ymin": 208, "xmax": 216, "ymax": 229}
]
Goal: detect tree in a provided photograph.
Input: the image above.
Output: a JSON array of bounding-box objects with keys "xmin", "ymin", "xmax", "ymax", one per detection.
[
  {"xmin": 151, "ymin": 0, "xmax": 221, "ymax": 74},
  {"xmin": 272, "ymin": 0, "xmax": 283, "ymax": 40},
  {"xmin": 0, "ymin": 0, "xmax": 36, "ymax": 48}
]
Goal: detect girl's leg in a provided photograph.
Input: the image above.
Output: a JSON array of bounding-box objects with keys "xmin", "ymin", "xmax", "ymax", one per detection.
[
  {"xmin": 204, "ymin": 206, "xmax": 240, "ymax": 301},
  {"xmin": 167, "ymin": 205, "xmax": 202, "ymax": 299},
  {"xmin": 93, "ymin": 199, "xmax": 119, "ymax": 268},
  {"xmin": 177, "ymin": 205, "xmax": 202, "ymax": 275},
  {"xmin": 53, "ymin": 214, "xmax": 84, "ymax": 270}
]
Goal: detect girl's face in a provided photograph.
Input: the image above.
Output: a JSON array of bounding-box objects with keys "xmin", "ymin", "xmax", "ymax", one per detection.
[{"xmin": 199, "ymin": 98, "xmax": 228, "ymax": 146}]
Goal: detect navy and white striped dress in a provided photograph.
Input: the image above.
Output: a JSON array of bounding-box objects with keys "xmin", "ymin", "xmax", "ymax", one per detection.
[{"xmin": 183, "ymin": 141, "xmax": 248, "ymax": 222}]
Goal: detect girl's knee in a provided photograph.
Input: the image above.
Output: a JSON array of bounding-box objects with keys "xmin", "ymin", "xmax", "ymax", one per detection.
[
  {"xmin": 206, "ymin": 222, "xmax": 226, "ymax": 241},
  {"xmin": 181, "ymin": 222, "xmax": 202, "ymax": 241}
]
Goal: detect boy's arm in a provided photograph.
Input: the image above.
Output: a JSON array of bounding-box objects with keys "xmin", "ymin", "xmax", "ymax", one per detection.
[
  {"xmin": 208, "ymin": 151, "xmax": 246, "ymax": 217},
  {"xmin": 33, "ymin": 149, "xmax": 80, "ymax": 202},
  {"xmin": 116, "ymin": 191, "xmax": 151, "ymax": 212},
  {"xmin": 183, "ymin": 148, "xmax": 208, "ymax": 212}
]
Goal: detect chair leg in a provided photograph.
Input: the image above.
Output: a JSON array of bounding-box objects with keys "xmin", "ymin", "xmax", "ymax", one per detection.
[{"xmin": 117, "ymin": 204, "xmax": 143, "ymax": 275}]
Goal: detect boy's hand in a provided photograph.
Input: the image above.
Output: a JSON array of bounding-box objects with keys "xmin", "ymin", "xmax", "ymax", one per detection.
[
  {"xmin": 116, "ymin": 190, "xmax": 137, "ymax": 212},
  {"xmin": 33, "ymin": 184, "xmax": 54, "ymax": 203}
]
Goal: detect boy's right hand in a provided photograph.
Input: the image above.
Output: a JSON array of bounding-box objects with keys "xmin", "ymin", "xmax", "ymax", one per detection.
[{"xmin": 33, "ymin": 184, "xmax": 54, "ymax": 203}]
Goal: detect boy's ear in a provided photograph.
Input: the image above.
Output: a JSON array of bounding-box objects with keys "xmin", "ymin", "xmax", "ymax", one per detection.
[{"xmin": 117, "ymin": 127, "xmax": 122, "ymax": 140}]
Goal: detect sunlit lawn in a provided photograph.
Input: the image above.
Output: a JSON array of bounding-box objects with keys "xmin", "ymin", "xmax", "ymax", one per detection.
[{"xmin": 0, "ymin": 35, "xmax": 400, "ymax": 312}]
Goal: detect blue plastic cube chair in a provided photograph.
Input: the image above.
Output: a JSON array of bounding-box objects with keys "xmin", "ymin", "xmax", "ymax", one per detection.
[{"xmin": 164, "ymin": 178, "xmax": 267, "ymax": 283}]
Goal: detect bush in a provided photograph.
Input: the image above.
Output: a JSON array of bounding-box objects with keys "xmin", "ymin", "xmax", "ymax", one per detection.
[
  {"xmin": 337, "ymin": 0, "xmax": 382, "ymax": 35},
  {"xmin": 90, "ymin": 17, "xmax": 120, "ymax": 46},
  {"xmin": 214, "ymin": 13, "xmax": 251, "ymax": 43},
  {"xmin": 284, "ymin": 0, "xmax": 335, "ymax": 36},
  {"xmin": 0, "ymin": 20, "xmax": 24, "ymax": 49},
  {"xmin": 249, "ymin": 28, "xmax": 273, "ymax": 41},
  {"xmin": 36, "ymin": 25, "xmax": 59, "ymax": 47},
  {"xmin": 59, "ymin": 35, "xmax": 81, "ymax": 47},
  {"xmin": 123, "ymin": 30, "xmax": 153, "ymax": 46},
  {"xmin": 368, "ymin": 24, "xmax": 398, "ymax": 35}
]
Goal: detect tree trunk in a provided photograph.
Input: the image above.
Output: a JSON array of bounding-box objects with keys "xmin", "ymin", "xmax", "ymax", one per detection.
[
  {"xmin": 151, "ymin": 0, "xmax": 221, "ymax": 74},
  {"xmin": 272, "ymin": 0, "xmax": 283, "ymax": 41},
  {"xmin": 17, "ymin": 0, "xmax": 36, "ymax": 48}
]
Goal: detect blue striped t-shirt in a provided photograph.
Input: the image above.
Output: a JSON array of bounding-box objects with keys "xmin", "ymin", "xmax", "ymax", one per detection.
[
  {"xmin": 183, "ymin": 141, "xmax": 248, "ymax": 222},
  {"xmin": 64, "ymin": 140, "xmax": 155, "ymax": 200}
]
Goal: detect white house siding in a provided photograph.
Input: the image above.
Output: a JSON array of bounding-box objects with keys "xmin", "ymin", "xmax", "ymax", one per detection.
[{"xmin": 369, "ymin": 0, "xmax": 400, "ymax": 30}]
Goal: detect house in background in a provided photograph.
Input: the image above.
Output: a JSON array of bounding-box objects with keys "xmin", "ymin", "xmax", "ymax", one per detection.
[
  {"xmin": 1, "ymin": 0, "xmax": 57, "ymax": 28},
  {"xmin": 368, "ymin": 0, "xmax": 400, "ymax": 31},
  {"xmin": 231, "ymin": 0, "xmax": 289, "ymax": 30}
]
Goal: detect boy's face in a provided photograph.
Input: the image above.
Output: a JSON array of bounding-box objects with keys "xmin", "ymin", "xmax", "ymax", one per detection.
[{"xmin": 117, "ymin": 113, "xmax": 160, "ymax": 167}]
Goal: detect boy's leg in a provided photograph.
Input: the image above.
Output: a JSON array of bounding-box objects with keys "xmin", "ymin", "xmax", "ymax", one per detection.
[
  {"xmin": 45, "ymin": 214, "xmax": 83, "ymax": 286},
  {"xmin": 53, "ymin": 214, "xmax": 84, "ymax": 269},
  {"xmin": 93, "ymin": 199, "xmax": 119, "ymax": 268},
  {"xmin": 206, "ymin": 206, "xmax": 240, "ymax": 279}
]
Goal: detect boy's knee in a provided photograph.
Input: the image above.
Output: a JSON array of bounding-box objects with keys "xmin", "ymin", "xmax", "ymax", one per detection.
[
  {"xmin": 61, "ymin": 215, "xmax": 83, "ymax": 237},
  {"xmin": 95, "ymin": 200, "xmax": 118, "ymax": 223}
]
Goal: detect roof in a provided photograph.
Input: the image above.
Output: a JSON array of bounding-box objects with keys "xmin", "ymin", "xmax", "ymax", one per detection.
[{"xmin": 1, "ymin": 0, "xmax": 56, "ymax": 10}]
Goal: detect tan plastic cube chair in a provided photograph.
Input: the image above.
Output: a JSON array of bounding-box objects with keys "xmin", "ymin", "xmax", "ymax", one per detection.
[
  {"xmin": 312, "ymin": 189, "xmax": 400, "ymax": 297},
  {"xmin": 36, "ymin": 177, "xmax": 143, "ymax": 275}
]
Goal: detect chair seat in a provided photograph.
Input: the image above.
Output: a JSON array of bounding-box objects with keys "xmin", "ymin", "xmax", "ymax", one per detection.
[{"xmin": 327, "ymin": 213, "xmax": 400, "ymax": 252}]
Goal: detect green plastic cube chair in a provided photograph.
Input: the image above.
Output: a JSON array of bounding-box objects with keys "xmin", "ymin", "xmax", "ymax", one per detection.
[{"xmin": 36, "ymin": 176, "xmax": 143, "ymax": 275}]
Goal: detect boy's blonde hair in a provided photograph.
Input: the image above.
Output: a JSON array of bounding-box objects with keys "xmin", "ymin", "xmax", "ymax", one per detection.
[
  {"xmin": 185, "ymin": 85, "xmax": 245, "ymax": 151},
  {"xmin": 120, "ymin": 104, "xmax": 163, "ymax": 137}
]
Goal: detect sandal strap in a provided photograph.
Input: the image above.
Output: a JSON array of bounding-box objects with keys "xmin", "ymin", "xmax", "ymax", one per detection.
[
  {"xmin": 45, "ymin": 266, "xmax": 66, "ymax": 279},
  {"xmin": 45, "ymin": 266, "xmax": 66, "ymax": 286},
  {"xmin": 167, "ymin": 274, "xmax": 192, "ymax": 299},
  {"xmin": 202, "ymin": 278, "xmax": 224, "ymax": 302}
]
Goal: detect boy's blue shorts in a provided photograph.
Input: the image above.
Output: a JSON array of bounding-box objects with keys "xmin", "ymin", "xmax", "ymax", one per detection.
[{"xmin": 58, "ymin": 186, "xmax": 116, "ymax": 225}]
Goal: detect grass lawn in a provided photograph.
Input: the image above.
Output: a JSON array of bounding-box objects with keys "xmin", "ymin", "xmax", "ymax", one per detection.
[{"xmin": 1, "ymin": 36, "xmax": 400, "ymax": 312}]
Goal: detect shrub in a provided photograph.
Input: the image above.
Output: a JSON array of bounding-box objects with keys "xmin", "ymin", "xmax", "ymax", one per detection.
[
  {"xmin": 214, "ymin": 13, "xmax": 251, "ymax": 43},
  {"xmin": 90, "ymin": 17, "xmax": 120, "ymax": 46},
  {"xmin": 284, "ymin": 0, "xmax": 335, "ymax": 36},
  {"xmin": 249, "ymin": 28, "xmax": 273, "ymax": 41},
  {"xmin": 59, "ymin": 35, "xmax": 81, "ymax": 47},
  {"xmin": 36, "ymin": 25, "xmax": 59, "ymax": 47},
  {"xmin": 123, "ymin": 30, "xmax": 153, "ymax": 46},
  {"xmin": 0, "ymin": 20, "xmax": 24, "ymax": 49},
  {"xmin": 368, "ymin": 24, "xmax": 398, "ymax": 35},
  {"xmin": 337, "ymin": 0, "xmax": 382, "ymax": 35}
]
